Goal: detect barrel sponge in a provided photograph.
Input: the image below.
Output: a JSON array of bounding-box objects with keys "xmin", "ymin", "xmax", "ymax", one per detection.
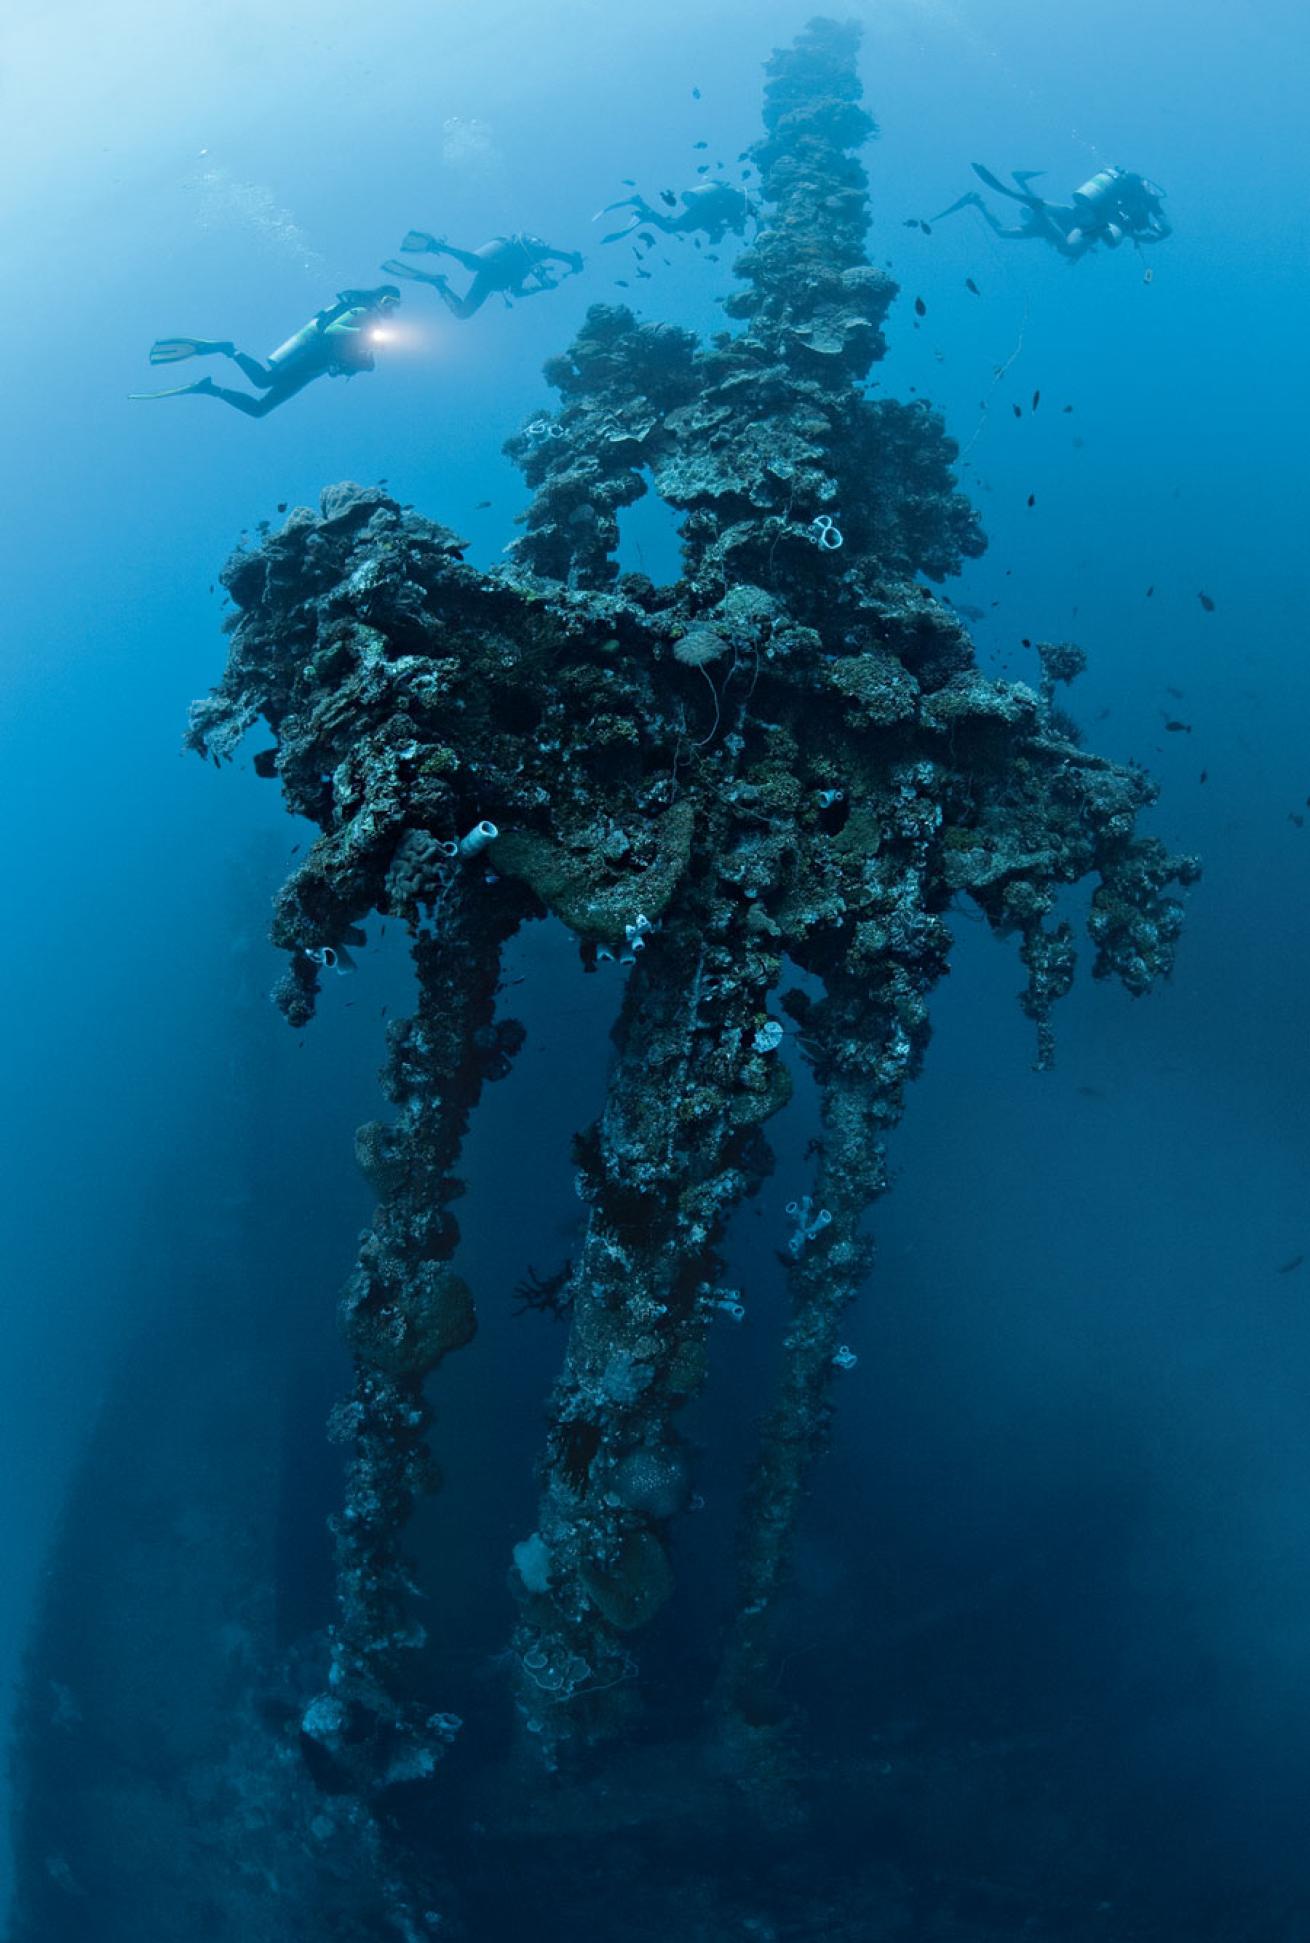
[
  {"xmin": 354, "ymin": 1120, "xmax": 409, "ymax": 1200},
  {"xmin": 341, "ymin": 1262, "xmax": 475, "ymax": 1378},
  {"xmin": 611, "ymin": 1445, "xmax": 691, "ymax": 1520},
  {"xmin": 580, "ymin": 1530, "xmax": 674, "ymax": 1632}
]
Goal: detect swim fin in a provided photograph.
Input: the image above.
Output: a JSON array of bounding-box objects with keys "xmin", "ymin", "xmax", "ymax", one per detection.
[
  {"xmin": 128, "ymin": 377, "xmax": 213, "ymax": 399},
  {"xmin": 148, "ymin": 337, "xmax": 231, "ymax": 365},
  {"xmin": 970, "ymin": 164, "xmax": 1011, "ymax": 193},
  {"xmin": 399, "ymin": 229, "xmax": 443, "ymax": 253},
  {"xmin": 379, "ymin": 258, "xmax": 447, "ymax": 286},
  {"xmin": 930, "ymin": 191, "xmax": 983, "ymax": 221}
]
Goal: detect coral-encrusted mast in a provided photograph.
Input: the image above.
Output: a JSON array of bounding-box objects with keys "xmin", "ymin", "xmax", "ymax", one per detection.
[{"xmin": 189, "ymin": 16, "xmax": 1197, "ymax": 1791}]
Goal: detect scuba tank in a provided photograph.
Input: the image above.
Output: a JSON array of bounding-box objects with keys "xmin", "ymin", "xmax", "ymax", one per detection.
[
  {"xmin": 1071, "ymin": 167, "xmax": 1125, "ymax": 219},
  {"xmin": 268, "ymin": 313, "xmax": 331, "ymax": 373},
  {"xmin": 267, "ymin": 291, "xmax": 383, "ymax": 371}
]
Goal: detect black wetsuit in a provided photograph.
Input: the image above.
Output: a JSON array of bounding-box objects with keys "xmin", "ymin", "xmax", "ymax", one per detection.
[
  {"xmin": 199, "ymin": 309, "xmax": 380, "ymax": 416},
  {"xmin": 388, "ymin": 235, "xmax": 583, "ymax": 318},
  {"xmin": 939, "ymin": 166, "xmax": 1170, "ymax": 261},
  {"xmin": 601, "ymin": 181, "xmax": 751, "ymax": 246}
]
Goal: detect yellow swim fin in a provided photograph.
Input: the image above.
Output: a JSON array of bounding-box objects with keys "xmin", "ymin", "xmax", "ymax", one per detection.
[
  {"xmin": 148, "ymin": 337, "xmax": 233, "ymax": 365},
  {"xmin": 128, "ymin": 378, "xmax": 212, "ymax": 399}
]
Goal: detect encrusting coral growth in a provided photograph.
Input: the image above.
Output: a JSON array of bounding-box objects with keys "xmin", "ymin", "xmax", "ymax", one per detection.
[{"xmin": 189, "ymin": 14, "xmax": 1196, "ymax": 1803}]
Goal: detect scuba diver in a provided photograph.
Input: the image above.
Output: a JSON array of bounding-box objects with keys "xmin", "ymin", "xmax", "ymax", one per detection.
[
  {"xmin": 596, "ymin": 178, "xmax": 753, "ymax": 247},
  {"xmin": 131, "ymin": 287, "xmax": 402, "ymax": 417},
  {"xmin": 380, "ymin": 231, "xmax": 583, "ymax": 318},
  {"xmin": 935, "ymin": 164, "xmax": 1171, "ymax": 261}
]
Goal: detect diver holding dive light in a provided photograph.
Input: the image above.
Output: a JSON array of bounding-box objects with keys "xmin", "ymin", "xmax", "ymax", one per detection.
[{"xmin": 131, "ymin": 285, "xmax": 402, "ymax": 417}]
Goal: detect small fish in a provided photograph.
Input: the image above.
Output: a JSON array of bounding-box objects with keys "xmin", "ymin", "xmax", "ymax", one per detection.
[
  {"xmin": 1062, "ymin": 404, "xmax": 1073, "ymax": 414},
  {"xmin": 1026, "ymin": 494, "xmax": 1036, "ymax": 508},
  {"xmin": 1164, "ymin": 719, "xmax": 1192, "ymax": 734},
  {"xmin": 614, "ymin": 278, "xmax": 630, "ymax": 287},
  {"xmin": 902, "ymin": 218, "xmax": 919, "ymax": 228},
  {"xmin": 914, "ymin": 296, "xmax": 926, "ymax": 316},
  {"xmin": 1166, "ymin": 685, "xmax": 1185, "ymax": 699},
  {"xmin": 1277, "ymin": 1254, "xmax": 1304, "ymax": 1275},
  {"xmin": 1199, "ymin": 770, "xmax": 1208, "ymax": 784},
  {"xmin": 1021, "ymin": 637, "xmax": 1032, "ymax": 647},
  {"xmin": 1031, "ymin": 389, "xmax": 1041, "ymax": 411},
  {"xmin": 1198, "ymin": 592, "xmax": 1216, "ymax": 612},
  {"xmin": 919, "ymin": 220, "xmax": 932, "ymax": 235},
  {"xmin": 705, "ymin": 252, "xmax": 719, "ymax": 263},
  {"xmin": 1291, "ymin": 813, "xmax": 1306, "ymax": 829},
  {"xmin": 475, "ymin": 499, "xmax": 491, "ymax": 509},
  {"xmin": 957, "ymin": 602, "xmax": 986, "ymax": 622},
  {"xmin": 660, "ymin": 189, "xmax": 678, "ymax": 207},
  {"xmin": 290, "ymin": 843, "xmax": 301, "ymax": 856},
  {"xmin": 693, "ymin": 140, "xmax": 708, "ymax": 150},
  {"xmin": 965, "ymin": 277, "xmax": 980, "ymax": 295},
  {"xmin": 381, "ymin": 1005, "xmax": 389, "ymax": 1018},
  {"xmin": 1143, "ymin": 267, "xmax": 1153, "ymax": 284},
  {"xmin": 1145, "ymin": 585, "xmax": 1154, "ymax": 597},
  {"xmin": 636, "ymin": 267, "xmax": 653, "ymax": 279},
  {"xmin": 276, "ymin": 500, "xmax": 287, "ymax": 513},
  {"xmin": 692, "ymin": 86, "xmax": 701, "ymax": 99},
  {"xmin": 696, "ymin": 164, "xmax": 710, "ymax": 175},
  {"xmin": 1012, "ymin": 403, "xmax": 1022, "ymax": 418}
]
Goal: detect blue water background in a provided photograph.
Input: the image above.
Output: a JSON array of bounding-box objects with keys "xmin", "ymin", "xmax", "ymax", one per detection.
[{"xmin": 1, "ymin": 0, "xmax": 1307, "ymax": 1920}]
